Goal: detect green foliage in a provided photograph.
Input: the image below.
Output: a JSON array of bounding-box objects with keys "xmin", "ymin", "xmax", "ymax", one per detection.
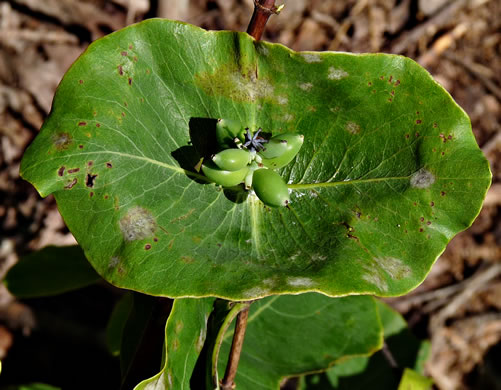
[
  {"xmin": 20, "ymin": 19, "xmax": 490, "ymax": 300},
  {"xmin": 4, "ymin": 246, "xmax": 101, "ymax": 298},
  {"xmin": 134, "ymin": 298, "xmax": 215, "ymax": 389},
  {"xmin": 217, "ymin": 294, "xmax": 382, "ymax": 389},
  {"xmin": 300, "ymin": 301, "xmax": 431, "ymax": 389},
  {"xmin": 106, "ymin": 292, "xmax": 134, "ymax": 356}
]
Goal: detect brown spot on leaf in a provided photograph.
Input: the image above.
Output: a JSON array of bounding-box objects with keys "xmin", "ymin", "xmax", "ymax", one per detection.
[
  {"xmin": 118, "ymin": 65, "xmax": 123, "ymax": 76},
  {"xmin": 104, "ymin": 195, "xmax": 109, "ymax": 200},
  {"xmin": 133, "ymin": 56, "xmax": 138, "ymax": 62},
  {"xmin": 79, "ymin": 80, "xmax": 83, "ymax": 84},
  {"xmin": 145, "ymin": 244, "xmax": 151, "ymax": 250},
  {"xmin": 79, "ymin": 144, "xmax": 84, "ymax": 149},
  {"xmin": 58, "ymin": 166, "xmax": 65, "ymax": 176},
  {"xmin": 181, "ymin": 256, "xmax": 195, "ymax": 263},
  {"xmin": 121, "ymin": 112, "xmax": 125, "ymax": 117},
  {"xmin": 128, "ymin": 77, "xmax": 132, "ymax": 85},
  {"xmin": 394, "ymin": 80, "xmax": 401, "ymax": 86},
  {"xmin": 65, "ymin": 178, "xmax": 77, "ymax": 189},
  {"xmin": 88, "ymin": 161, "xmax": 93, "ymax": 167},
  {"xmin": 388, "ymin": 98, "xmax": 392, "ymax": 102},
  {"xmin": 419, "ymin": 228, "xmax": 424, "ymax": 232},
  {"xmin": 420, "ymin": 217, "xmax": 425, "ymax": 222},
  {"xmin": 153, "ymin": 237, "xmax": 158, "ymax": 242},
  {"xmin": 415, "ymin": 132, "xmax": 420, "ymax": 137},
  {"xmin": 106, "ymin": 162, "xmax": 112, "ymax": 168},
  {"xmin": 380, "ymin": 75, "xmax": 385, "ymax": 80},
  {"xmin": 430, "ymin": 201, "xmax": 435, "ymax": 207},
  {"xmin": 405, "ymin": 134, "xmax": 410, "ymax": 139},
  {"xmin": 121, "ymin": 51, "xmax": 128, "ymax": 56},
  {"xmin": 96, "ymin": 123, "xmax": 101, "ymax": 128},
  {"xmin": 388, "ymin": 75, "xmax": 393, "ymax": 83},
  {"xmin": 433, "ymin": 123, "xmax": 438, "ymax": 128},
  {"xmin": 416, "ymin": 119, "xmax": 422, "ymax": 124},
  {"xmin": 68, "ymin": 168, "xmax": 80, "ymax": 174},
  {"xmin": 78, "ymin": 121, "xmax": 87, "ymax": 126},
  {"xmin": 441, "ymin": 191, "xmax": 446, "ymax": 196},
  {"xmin": 86, "ymin": 174, "xmax": 97, "ymax": 188},
  {"xmin": 368, "ymin": 81, "xmax": 372, "ymax": 86},
  {"xmin": 427, "ymin": 221, "xmax": 431, "ymax": 225},
  {"xmin": 90, "ymin": 191, "xmax": 94, "ymax": 197},
  {"xmin": 124, "ymin": 101, "xmax": 128, "ymax": 107}
]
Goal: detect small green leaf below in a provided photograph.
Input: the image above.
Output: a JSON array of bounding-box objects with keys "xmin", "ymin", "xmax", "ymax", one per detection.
[
  {"xmin": 300, "ymin": 300, "xmax": 431, "ymax": 390},
  {"xmin": 106, "ymin": 291, "xmax": 134, "ymax": 356},
  {"xmin": 398, "ymin": 368, "xmax": 433, "ymax": 390},
  {"xmin": 134, "ymin": 297, "xmax": 215, "ymax": 390},
  {"xmin": 217, "ymin": 294, "xmax": 382, "ymax": 390},
  {"xmin": 4, "ymin": 246, "xmax": 101, "ymax": 298},
  {"xmin": 20, "ymin": 19, "xmax": 491, "ymax": 299},
  {"xmin": 4, "ymin": 384, "xmax": 61, "ymax": 390}
]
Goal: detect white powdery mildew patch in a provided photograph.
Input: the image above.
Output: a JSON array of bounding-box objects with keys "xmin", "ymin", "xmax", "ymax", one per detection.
[
  {"xmin": 277, "ymin": 95, "xmax": 288, "ymax": 105},
  {"xmin": 362, "ymin": 272, "xmax": 389, "ymax": 292},
  {"xmin": 301, "ymin": 53, "xmax": 322, "ymax": 63},
  {"xmin": 299, "ymin": 82, "xmax": 313, "ymax": 91},
  {"xmin": 195, "ymin": 328, "xmax": 205, "ymax": 353},
  {"xmin": 262, "ymin": 278, "xmax": 276, "ymax": 286},
  {"xmin": 231, "ymin": 72, "xmax": 274, "ymax": 101},
  {"xmin": 243, "ymin": 286, "xmax": 271, "ymax": 298},
  {"xmin": 410, "ymin": 168, "xmax": 435, "ymax": 189},
  {"xmin": 108, "ymin": 256, "xmax": 120, "ymax": 268},
  {"xmin": 142, "ymin": 372, "xmax": 165, "ymax": 390},
  {"xmin": 287, "ymin": 277, "xmax": 315, "ymax": 287},
  {"xmin": 119, "ymin": 206, "xmax": 156, "ymax": 241},
  {"xmin": 283, "ymin": 113, "xmax": 294, "ymax": 122},
  {"xmin": 374, "ymin": 257, "xmax": 412, "ymax": 280},
  {"xmin": 310, "ymin": 253, "xmax": 327, "ymax": 261},
  {"xmin": 328, "ymin": 67, "xmax": 349, "ymax": 80},
  {"xmin": 345, "ymin": 121, "xmax": 360, "ymax": 134}
]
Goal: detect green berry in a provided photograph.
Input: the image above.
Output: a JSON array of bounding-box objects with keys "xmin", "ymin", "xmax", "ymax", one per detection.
[
  {"xmin": 259, "ymin": 133, "xmax": 304, "ymax": 169},
  {"xmin": 252, "ymin": 168, "xmax": 290, "ymax": 208},
  {"xmin": 212, "ymin": 149, "xmax": 251, "ymax": 171},
  {"xmin": 201, "ymin": 161, "xmax": 249, "ymax": 187},
  {"xmin": 216, "ymin": 118, "xmax": 246, "ymax": 149}
]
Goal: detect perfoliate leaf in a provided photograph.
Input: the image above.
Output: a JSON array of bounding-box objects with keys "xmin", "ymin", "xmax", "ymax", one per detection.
[{"xmin": 20, "ymin": 19, "xmax": 491, "ymax": 299}]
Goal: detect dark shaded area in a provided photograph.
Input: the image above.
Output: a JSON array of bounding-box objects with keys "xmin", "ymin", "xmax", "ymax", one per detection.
[{"xmin": 0, "ymin": 284, "xmax": 121, "ymax": 390}]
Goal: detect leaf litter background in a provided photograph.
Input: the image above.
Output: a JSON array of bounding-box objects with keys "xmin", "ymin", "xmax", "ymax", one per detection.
[{"xmin": 0, "ymin": 0, "xmax": 500, "ymax": 389}]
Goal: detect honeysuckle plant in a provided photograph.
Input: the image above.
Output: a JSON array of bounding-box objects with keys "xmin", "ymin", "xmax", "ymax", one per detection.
[{"xmin": 7, "ymin": 1, "xmax": 490, "ymax": 389}]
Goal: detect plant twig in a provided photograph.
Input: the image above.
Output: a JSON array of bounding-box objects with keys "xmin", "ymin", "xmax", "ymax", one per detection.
[
  {"xmin": 221, "ymin": 304, "xmax": 251, "ymax": 390},
  {"xmin": 246, "ymin": 0, "xmax": 281, "ymax": 41}
]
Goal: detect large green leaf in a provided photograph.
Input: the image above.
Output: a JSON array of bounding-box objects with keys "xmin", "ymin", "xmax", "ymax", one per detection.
[
  {"xmin": 20, "ymin": 19, "xmax": 491, "ymax": 299},
  {"xmin": 217, "ymin": 294, "xmax": 382, "ymax": 389},
  {"xmin": 134, "ymin": 297, "xmax": 215, "ymax": 390},
  {"xmin": 4, "ymin": 246, "xmax": 101, "ymax": 298}
]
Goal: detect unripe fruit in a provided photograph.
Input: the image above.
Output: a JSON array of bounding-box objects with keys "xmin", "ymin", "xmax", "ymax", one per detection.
[
  {"xmin": 259, "ymin": 133, "xmax": 304, "ymax": 169},
  {"xmin": 212, "ymin": 149, "xmax": 251, "ymax": 171},
  {"xmin": 216, "ymin": 118, "xmax": 246, "ymax": 149},
  {"xmin": 252, "ymin": 168, "xmax": 290, "ymax": 208},
  {"xmin": 202, "ymin": 161, "xmax": 249, "ymax": 187}
]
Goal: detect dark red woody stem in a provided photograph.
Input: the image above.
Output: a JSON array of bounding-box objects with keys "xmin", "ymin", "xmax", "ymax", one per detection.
[
  {"xmin": 246, "ymin": 0, "xmax": 281, "ymax": 41},
  {"xmin": 220, "ymin": 304, "xmax": 251, "ymax": 390}
]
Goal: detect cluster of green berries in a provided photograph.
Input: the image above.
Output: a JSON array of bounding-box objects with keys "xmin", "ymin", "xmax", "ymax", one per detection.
[{"xmin": 201, "ymin": 118, "xmax": 304, "ymax": 208}]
